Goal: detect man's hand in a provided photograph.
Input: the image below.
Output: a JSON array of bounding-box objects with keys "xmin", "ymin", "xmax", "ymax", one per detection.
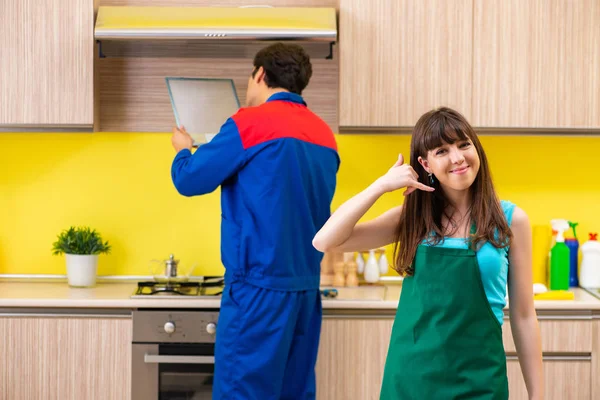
[{"xmin": 171, "ymin": 126, "xmax": 194, "ymax": 152}]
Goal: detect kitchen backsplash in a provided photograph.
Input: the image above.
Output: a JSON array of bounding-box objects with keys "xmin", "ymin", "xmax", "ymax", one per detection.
[{"xmin": 1, "ymin": 132, "xmax": 599, "ymax": 277}]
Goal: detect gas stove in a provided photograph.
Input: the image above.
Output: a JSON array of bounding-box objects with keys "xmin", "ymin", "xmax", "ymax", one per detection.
[{"xmin": 131, "ymin": 276, "xmax": 224, "ymax": 298}]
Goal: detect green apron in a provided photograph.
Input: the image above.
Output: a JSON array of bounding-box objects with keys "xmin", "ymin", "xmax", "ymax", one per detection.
[{"xmin": 380, "ymin": 246, "xmax": 508, "ymax": 399}]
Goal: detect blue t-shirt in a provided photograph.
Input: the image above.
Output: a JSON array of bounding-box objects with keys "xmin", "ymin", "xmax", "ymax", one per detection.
[{"xmin": 423, "ymin": 200, "xmax": 515, "ymax": 325}]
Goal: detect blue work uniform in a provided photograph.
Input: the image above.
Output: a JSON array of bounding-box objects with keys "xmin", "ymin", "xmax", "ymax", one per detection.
[{"xmin": 171, "ymin": 92, "xmax": 339, "ymax": 399}]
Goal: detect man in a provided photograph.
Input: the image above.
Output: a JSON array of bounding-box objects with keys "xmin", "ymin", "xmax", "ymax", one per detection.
[{"xmin": 170, "ymin": 43, "xmax": 339, "ymax": 399}]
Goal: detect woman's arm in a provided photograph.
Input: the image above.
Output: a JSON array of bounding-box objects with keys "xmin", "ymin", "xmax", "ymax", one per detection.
[
  {"xmin": 507, "ymin": 207, "xmax": 544, "ymax": 399},
  {"xmin": 312, "ymin": 154, "xmax": 434, "ymax": 253}
]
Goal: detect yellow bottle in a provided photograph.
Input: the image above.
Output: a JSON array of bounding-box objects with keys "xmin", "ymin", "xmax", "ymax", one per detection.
[{"xmin": 532, "ymin": 225, "xmax": 551, "ymax": 286}]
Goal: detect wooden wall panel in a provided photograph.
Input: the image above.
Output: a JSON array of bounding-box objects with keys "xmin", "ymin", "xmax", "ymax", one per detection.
[{"xmin": 97, "ymin": 45, "xmax": 338, "ymax": 132}]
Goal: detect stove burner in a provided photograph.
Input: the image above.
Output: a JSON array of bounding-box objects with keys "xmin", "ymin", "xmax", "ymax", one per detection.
[
  {"xmin": 147, "ymin": 282, "xmax": 200, "ymax": 296},
  {"xmin": 134, "ymin": 276, "xmax": 224, "ymax": 297}
]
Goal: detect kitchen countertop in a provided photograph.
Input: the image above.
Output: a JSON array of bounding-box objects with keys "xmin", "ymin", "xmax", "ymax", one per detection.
[
  {"xmin": 322, "ymin": 285, "xmax": 600, "ymax": 311},
  {"xmin": 0, "ymin": 281, "xmax": 599, "ymax": 311}
]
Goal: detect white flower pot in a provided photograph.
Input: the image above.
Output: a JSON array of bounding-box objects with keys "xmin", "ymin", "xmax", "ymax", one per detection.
[{"xmin": 66, "ymin": 254, "xmax": 98, "ymax": 288}]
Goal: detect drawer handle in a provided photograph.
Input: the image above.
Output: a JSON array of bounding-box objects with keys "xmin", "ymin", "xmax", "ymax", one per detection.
[
  {"xmin": 144, "ymin": 354, "xmax": 215, "ymax": 365},
  {"xmin": 506, "ymin": 355, "xmax": 591, "ymax": 361}
]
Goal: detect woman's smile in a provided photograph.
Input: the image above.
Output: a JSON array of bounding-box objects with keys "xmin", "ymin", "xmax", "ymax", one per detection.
[{"xmin": 450, "ymin": 165, "xmax": 470, "ymax": 175}]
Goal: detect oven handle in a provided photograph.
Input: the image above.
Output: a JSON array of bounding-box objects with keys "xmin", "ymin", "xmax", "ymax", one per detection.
[{"xmin": 144, "ymin": 354, "xmax": 215, "ymax": 365}]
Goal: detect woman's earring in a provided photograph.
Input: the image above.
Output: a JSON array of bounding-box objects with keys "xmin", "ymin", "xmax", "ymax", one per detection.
[{"xmin": 428, "ymin": 173, "xmax": 435, "ymax": 185}]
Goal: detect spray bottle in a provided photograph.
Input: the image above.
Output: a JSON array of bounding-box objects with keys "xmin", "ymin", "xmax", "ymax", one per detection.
[
  {"xmin": 580, "ymin": 233, "xmax": 600, "ymax": 288},
  {"xmin": 546, "ymin": 229, "xmax": 557, "ymax": 286},
  {"xmin": 550, "ymin": 219, "xmax": 570, "ymax": 290},
  {"xmin": 565, "ymin": 221, "xmax": 580, "ymax": 287}
]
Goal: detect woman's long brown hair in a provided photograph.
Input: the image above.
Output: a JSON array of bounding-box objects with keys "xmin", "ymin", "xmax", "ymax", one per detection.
[{"xmin": 393, "ymin": 107, "xmax": 512, "ymax": 276}]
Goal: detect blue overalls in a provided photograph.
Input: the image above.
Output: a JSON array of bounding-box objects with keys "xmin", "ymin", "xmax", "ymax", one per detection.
[{"xmin": 171, "ymin": 92, "xmax": 340, "ymax": 399}]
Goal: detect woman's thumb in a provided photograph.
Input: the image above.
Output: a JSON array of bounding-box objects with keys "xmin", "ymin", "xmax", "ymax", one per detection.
[{"xmin": 394, "ymin": 153, "xmax": 404, "ymax": 167}]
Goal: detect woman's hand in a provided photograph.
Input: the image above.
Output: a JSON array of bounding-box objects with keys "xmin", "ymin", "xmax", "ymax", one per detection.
[{"xmin": 376, "ymin": 154, "xmax": 435, "ymax": 196}]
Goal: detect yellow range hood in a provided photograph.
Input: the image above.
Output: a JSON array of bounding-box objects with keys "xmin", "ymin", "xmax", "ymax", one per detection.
[{"xmin": 94, "ymin": 6, "xmax": 337, "ymax": 42}]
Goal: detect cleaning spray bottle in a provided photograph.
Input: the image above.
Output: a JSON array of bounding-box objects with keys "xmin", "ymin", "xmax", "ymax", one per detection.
[
  {"xmin": 580, "ymin": 233, "xmax": 600, "ymax": 288},
  {"xmin": 565, "ymin": 221, "xmax": 580, "ymax": 287},
  {"xmin": 546, "ymin": 229, "xmax": 558, "ymax": 287},
  {"xmin": 546, "ymin": 229, "xmax": 557, "ymax": 286},
  {"xmin": 550, "ymin": 219, "xmax": 570, "ymax": 291}
]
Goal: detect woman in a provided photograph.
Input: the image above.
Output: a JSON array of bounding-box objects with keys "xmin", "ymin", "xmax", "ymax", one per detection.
[{"xmin": 313, "ymin": 107, "xmax": 543, "ymax": 399}]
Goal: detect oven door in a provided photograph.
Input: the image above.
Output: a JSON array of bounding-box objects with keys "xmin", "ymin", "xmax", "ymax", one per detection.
[{"xmin": 132, "ymin": 343, "xmax": 215, "ymax": 400}]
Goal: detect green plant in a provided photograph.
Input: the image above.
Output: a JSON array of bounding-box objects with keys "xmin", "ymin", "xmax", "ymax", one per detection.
[{"xmin": 52, "ymin": 227, "xmax": 111, "ymax": 256}]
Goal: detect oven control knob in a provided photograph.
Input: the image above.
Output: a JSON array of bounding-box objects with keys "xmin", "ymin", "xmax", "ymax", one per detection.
[
  {"xmin": 206, "ymin": 322, "xmax": 217, "ymax": 335},
  {"xmin": 164, "ymin": 321, "xmax": 176, "ymax": 334}
]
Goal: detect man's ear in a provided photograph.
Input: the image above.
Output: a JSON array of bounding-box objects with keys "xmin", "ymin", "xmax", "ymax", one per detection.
[
  {"xmin": 255, "ymin": 66, "xmax": 266, "ymax": 84},
  {"xmin": 417, "ymin": 156, "xmax": 431, "ymax": 174}
]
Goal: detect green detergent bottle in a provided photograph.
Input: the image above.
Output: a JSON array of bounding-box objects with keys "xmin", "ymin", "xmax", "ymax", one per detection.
[{"xmin": 550, "ymin": 219, "xmax": 570, "ymax": 290}]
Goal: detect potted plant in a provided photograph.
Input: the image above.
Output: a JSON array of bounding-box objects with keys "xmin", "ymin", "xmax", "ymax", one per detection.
[{"xmin": 52, "ymin": 226, "xmax": 111, "ymax": 288}]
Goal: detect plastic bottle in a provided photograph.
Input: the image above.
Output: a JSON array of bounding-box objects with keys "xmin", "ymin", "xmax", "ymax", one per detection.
[
  {"xmin": 549, "ymin": 219, "xmax": 570, "ymax": 291},
  {"xmin": 580, "ymin": 233, "xmax": 600, "ymax": 288},
  {"xmin": 532, "ymin": 225, "xmax": 551, "ymax": 286},
  {"xmin": 547, "ymin": 229, "xmax": 557, "ymax": 286},
  {"xmin": 565, "ymin": 238, "xmax": 579, "ymax": 287},
  {"xmin": 378, "ymin": 250, "xmax": 389, "ymax": 274},
  {"xmin": 364, "ymin": 249, "xmax": 380, "ymax": 283},
  {"xmin": 566, "ymin": 221, "xmax": 580, "ymax": 287},
  {"xmin": 356, "ymin": 252, "xmax": 365, "ymax": 274}
]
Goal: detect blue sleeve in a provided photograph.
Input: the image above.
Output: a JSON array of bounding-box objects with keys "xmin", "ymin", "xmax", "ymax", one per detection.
[{"xmin": 171, "ymin": 118, "xmax": 246, "ymax": 196}]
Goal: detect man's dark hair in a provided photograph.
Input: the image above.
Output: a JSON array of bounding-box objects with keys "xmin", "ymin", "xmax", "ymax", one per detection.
[{"xmin": 252, "ymin": 43, "xmax": 312, "ymax": 95}]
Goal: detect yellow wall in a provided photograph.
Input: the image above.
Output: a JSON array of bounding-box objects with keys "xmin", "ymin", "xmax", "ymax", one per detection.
[{"xmin": 1, "ymin": 132, "xmax": 599, "ymax": 280}]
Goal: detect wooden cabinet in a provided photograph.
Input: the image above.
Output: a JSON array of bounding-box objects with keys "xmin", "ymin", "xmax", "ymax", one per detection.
[
  {"xmin": 503, "ymin": 315, "xmax": 597, "ymax": 400},
  {"xmin": 0, "ymin": 0, "xmax": 94, "ymax": 128},
  {"xmin": 503, "ymin": 318, "xmax": 592, "ymax": 353},
  {"xmin": 472, "ymin": 0, "xmax": 600, "ymax": 129},
  {"xmin": 340, "ymin": 0, "xmax": 600, "ymax": 130},
  {"xmin": 0, "ymin": 314, "xmax": 132, "ymax": 400},
  {"xmin": 339, "ymin": 0, "xmax": 473, "ymax": 128},
  {"xmin": 507, "ymin": 358, "xmax": 591, "ymax": 400},
  {"xmin": 316, "ymin": 313, "xmax": 599, "ymax": 400},
  {"xmin": 315, "ymin": 317, "xmax": 394, "ymax": 400}
]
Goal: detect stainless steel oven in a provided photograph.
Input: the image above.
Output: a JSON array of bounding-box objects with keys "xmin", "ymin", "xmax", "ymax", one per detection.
[{"xmin": 131, "ymin": 310, "xmax": 219, "ymax": 400}]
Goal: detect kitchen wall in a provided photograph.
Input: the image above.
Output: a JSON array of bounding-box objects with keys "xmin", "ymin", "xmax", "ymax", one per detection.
[{"xmin": 1, "ymin": 132, "xmax": 599, "ymax": 279}]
